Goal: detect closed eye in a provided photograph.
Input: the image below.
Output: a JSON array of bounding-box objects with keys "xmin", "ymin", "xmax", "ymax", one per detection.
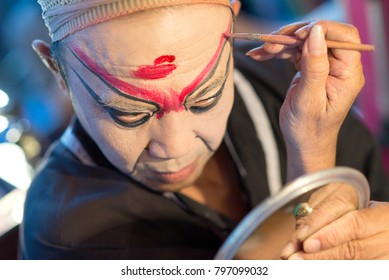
[
  {"xmin": 189, "ymin": 90, "xmax": 223, "ymax": 114},
  {"xmin": 106, "ymin": 107, "xmax": 156, "ymax": 128}
]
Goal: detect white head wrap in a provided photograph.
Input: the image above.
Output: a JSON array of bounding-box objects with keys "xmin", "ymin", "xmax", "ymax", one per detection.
[{"xmin": 37, "ymin": 0, "xmax": 231, "ymax": 42}]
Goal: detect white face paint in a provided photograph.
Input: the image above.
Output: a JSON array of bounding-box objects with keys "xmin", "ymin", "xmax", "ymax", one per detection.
[{"xmin": 60, "ymin": 5, "xmax": 234, "ymax": 192}]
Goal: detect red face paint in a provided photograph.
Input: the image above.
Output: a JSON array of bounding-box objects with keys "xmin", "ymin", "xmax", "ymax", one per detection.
[
  {"xmin": 179, "ymin": 28, "xmax": 228, "ymax": 103},
  {"xmin": 70, "ymin": 20, "xmax": 231, "ymax": 119},
  {"xmin": 131, "ymin": 55, "xmax": 177, "ymax": 80},
  {"xmin": 71, "ymin": 44, "xmax": 183, "ymax": 118}
]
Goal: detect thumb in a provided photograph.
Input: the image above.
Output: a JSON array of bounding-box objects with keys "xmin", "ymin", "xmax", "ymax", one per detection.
[{"xmin": 298, "ymin": 24, "xmax": 329, "ymax": 94}]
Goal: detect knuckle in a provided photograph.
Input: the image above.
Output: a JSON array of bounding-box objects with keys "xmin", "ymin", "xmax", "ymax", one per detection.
[
  {"xmin": 347, "ymin": 24, "xmax": 360, "ymax": 38},
  {"xmin": 357, "ymin": 71, "xmax": 365, "ymax": 90},
  {"xmin": 348, "ymin": 210, "xmax": 367, "ymax": 239},
  {"xmin": 343, "ymin": 240, "xmax": 363, "ymax": 260},
  {"xmin": 313, "ymin": 193, "xmax": 356, "ymax": 220},
  {"xmin": 332, "ymin": 185, "xmax": 359, "ymax": 210},
  {"xmin": 332, "ymin": 21, "xmax": 359, "ymax": 37},
  {"xmin": 316, "ymin": 21, "xmax": 360, "ymax": 42},
  {"xmin": 341, "ymin": 23, "xmax": 361, "ymax": 42}
]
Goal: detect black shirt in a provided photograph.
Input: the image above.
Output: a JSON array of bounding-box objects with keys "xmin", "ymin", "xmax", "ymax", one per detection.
[{"xmin": 20, "ymin": 47, "xmax": 389, "ymax": 259}]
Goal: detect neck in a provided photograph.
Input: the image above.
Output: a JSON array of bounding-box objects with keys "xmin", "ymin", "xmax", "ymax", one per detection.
[{"xmin": 179, "ymin": 143, "xmax": 248, "ymax": 221}]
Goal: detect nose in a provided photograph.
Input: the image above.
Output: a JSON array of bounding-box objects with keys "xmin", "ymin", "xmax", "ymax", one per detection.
[{"xmin": 147, "ymin": 112, "xmax": 196, "ymax": 159}]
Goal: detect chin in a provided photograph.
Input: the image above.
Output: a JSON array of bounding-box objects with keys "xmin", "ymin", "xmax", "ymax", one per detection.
[
  {"xmin": 145, "ymin": 181, "xmax": 193, "ymax": 193},
  {"xmin": 129, "ymin": 177, "xmax": 195, "ymax": 193},
  {"xmin": 131, "ymin": 164, "xmax": 203, "ymax": 193}
]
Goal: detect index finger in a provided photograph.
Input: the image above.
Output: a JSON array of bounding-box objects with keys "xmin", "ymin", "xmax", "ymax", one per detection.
[
  {"xmin": 262, "ymin": 20, "xmax": 312, "ymax": 54},
  {"xmin": 247, "ymin": 20, "xmax": 312, "ymax": 58}
]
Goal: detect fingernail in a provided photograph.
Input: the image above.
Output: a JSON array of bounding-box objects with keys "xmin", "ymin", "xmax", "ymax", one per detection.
[
  {"xmin": 245, "ymin": 47, "xmax": 261, "ymax": 56},
  {"xmin": 307, "ymin": 24, "xmax": 326, "ymax": 55},
  {"xmin": 303, "ymin": 239, "xmax": 321, "ymax": 253},
  {"xmin": 295, "ymin": 26, "xmax": 309, "ymax": 39},
  {"xmin": 288, "ymin": 253, "xmax": 304, "ymax": 260},
  {"xmin": 368, "ymin": 201, "xmax": 379, "ymax": 208},
  {"xmin": 280, "ymin": 242, "xmax": 296, "ymax": 259},
  {"xmin": 296, "ymin": 225, "xmax": 310, "ymax": 241}
]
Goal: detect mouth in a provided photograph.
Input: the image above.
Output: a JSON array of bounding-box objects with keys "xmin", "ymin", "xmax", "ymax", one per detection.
[{"xmin": 150, "ymin": 161, "xmax": 197, "ymax": 184}]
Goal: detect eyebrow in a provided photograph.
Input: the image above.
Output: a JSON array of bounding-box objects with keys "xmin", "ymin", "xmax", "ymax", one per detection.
[
  {"xmin": 179, "ymin": 36, "xmax": 230, "ymax": 102},
  {"xmin": 99, "ymin": 96, "xmax": 156, "ymax": 113},
  {"xmin": 71, "ymin": 55, "xmax": 229, "ymax": 115},
  {"xmin": 68, "ymin": 46, "xmax": 160, "ymax": 106},
  {"xmin": 187, "ymin": 54, "xmax": 231, "ymax": 102},
  {"xmin": 68, "ymin": 63, "xmax": 158, "ymax": 113},
  {"xmin": 68, "ymin": 43, "xmax": 230, "ymax": 112}
]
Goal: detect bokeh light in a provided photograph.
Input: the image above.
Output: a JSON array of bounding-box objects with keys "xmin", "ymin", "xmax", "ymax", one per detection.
[
  {"xmin": 0, "ymin": 89, "xmax": 10, "ymax": 108},
  {"xmin": 0, "ymin": 115, "xmax": 9, "ymax": 133}
]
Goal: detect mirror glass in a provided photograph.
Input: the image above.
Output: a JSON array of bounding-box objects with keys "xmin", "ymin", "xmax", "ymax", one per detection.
[{"xmin": 234, "ymin": 189, "xmax": 317, "ymax": 260}]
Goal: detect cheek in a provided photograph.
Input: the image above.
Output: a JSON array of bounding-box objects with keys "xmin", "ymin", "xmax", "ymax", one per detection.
[
  {"xmin": 194, "ymin": 84, "xmax": 234, "ymax": 147},
  {"xmin": 91, "ymin": 121, "xmax": 147, "ymax": 169}
]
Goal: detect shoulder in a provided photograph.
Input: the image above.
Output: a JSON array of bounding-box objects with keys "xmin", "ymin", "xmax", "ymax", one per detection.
[{"xmin": 22, "ymin": 141, "xmax": 136, "ymax": 256}]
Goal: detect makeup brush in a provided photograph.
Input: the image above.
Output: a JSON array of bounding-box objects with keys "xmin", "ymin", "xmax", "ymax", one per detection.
[{"xmin": 228, "ymin": 33, "xmax": 375, "ymax": 52}]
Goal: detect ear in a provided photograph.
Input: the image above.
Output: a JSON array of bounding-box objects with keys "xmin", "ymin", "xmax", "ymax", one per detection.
[
  {"xmin": 32, "ymin": 40, "xmax": 58, "ymax": 73},
  {"xmin": 230, "ymin": 0, "xmax": 241, "ymax": 16},
  {"xmin": 32, "ymin": 39, "xmax": 67, "ymax": 91}
]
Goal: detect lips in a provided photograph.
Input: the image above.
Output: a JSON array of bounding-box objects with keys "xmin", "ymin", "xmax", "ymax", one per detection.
[{"xmin": 150, "ymin": 161, "xmax": 197, "ymax": 184}]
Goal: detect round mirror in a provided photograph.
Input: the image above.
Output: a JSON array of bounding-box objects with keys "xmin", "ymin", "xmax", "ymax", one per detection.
[{"xmin": 214, "ymin": 167, "xmax": 370, "ymax": 260}]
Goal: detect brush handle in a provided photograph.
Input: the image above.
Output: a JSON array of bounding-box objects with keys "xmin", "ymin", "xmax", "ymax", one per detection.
[{"xmin": 229, "ymin": 33, "xmax": 375, "ymax": 52}]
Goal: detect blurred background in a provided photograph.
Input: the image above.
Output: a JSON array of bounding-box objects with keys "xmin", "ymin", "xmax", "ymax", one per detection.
[{"xmin": 0, "ymin": 0, "xmax": 389, "ymax": 258}]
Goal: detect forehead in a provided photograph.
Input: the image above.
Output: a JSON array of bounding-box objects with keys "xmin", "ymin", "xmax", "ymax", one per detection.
[{"xmin": 63, "ymin": 5, "xmax": 232, "ymax": 71}]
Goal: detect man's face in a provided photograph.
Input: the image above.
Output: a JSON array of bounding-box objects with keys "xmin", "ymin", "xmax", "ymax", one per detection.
[{"xmin": 60, "ymin": 5, "xmax": 234, "ymax": 192}]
